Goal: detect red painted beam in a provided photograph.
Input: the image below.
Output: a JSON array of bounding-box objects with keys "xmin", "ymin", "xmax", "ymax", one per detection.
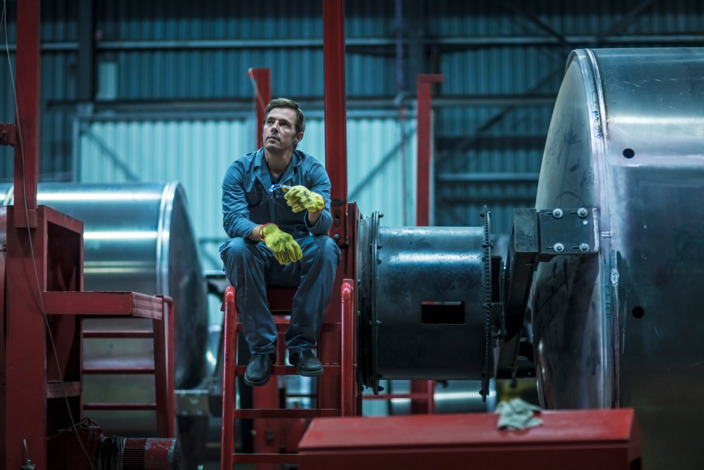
[
  {"xmin": 323, "ymin": 0, "xmax": 348, "ymax": 203},
  {"xmin": 299, "ymin": 409, "xmax": 642, "ymax": 470},
  {"xmin": 42, "ymin": 291, "xmax": 166, "ymax": 319},
  {"xmin": 416, "ymin": 74, "xmax": 443, "ymax": 227},
  {"xmin": 340, "ymin": 279, "xmax": 356, "ymax": 416},
  {"xmin": 13, "ymin": 0, "xmax": 41, "ymax": 228},
  {"xmin": 247, "ymin": 67, "xmax": 271, "ymax": 148}
]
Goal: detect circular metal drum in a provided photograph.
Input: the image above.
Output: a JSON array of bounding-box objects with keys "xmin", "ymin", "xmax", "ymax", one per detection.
[
  {"xmin": 358, "ymin": 213, "xmax": 490, "ymax": 393},
  {"xmin": 533, "ymin": 48, "xmax": 704, "ymax": 469},
  {"xmin": 0, "ymin": 182, "xmax": 208, "ymax": 433}
]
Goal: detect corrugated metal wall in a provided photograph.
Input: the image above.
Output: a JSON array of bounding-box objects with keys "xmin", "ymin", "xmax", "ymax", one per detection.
[
  {"xmin": 2, "ymin": 0, "xmax": 704, "ymax": 241},
  {"xmin": 78, "ymin": 113, "xmax": 414, "ymax": 269}
]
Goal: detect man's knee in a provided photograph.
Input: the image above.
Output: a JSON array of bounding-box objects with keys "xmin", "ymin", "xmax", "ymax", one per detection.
[
  {"xmin": 317, "ymin": 236, "xmax": 341, "ymax": 266},
  {"xmin": 220, "ymin": 237, "xmax": 249, "ymax": 263}
]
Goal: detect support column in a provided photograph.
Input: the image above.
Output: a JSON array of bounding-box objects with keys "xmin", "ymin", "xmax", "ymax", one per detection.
[
  {"xmin": 416, "ymin": 74, "xmax": 443, "ymax": 227},
  {"xmin": 247, "ymin": 68, "xmax": 271, "ymax": 148}
]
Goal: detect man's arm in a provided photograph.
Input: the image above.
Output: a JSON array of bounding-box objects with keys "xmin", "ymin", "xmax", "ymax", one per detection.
[
  {"xmin": 306, "ymin": 209, "xmax": 322, "ymax": 226},
  {"xmin": 222, "ymin": 162, "xmax": 258, "ymax": 239},
  {"xmin": 248, "ymin": 224, "xmax": 264, "ymax": 242}
]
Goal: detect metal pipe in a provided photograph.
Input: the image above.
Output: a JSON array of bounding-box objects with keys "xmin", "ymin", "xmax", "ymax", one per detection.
[
  {"xmin": 5, "ymin": 33, "xmax": 702, "ymax": 53},
  {"xmin": 437, "ymin": 172, "xmax": 540, "ymax": 183}
]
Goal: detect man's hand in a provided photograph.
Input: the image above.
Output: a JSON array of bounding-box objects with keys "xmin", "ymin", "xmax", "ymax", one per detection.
[
  {"xmin": 259, "ymin": 223, "xmax": 303, "ymax": 265},
  {"xmin": 283, "ymin": 185, "xmax": 325, "ymax": 213}
]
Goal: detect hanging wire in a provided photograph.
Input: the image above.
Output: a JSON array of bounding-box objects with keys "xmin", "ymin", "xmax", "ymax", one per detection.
[{"xmin": 2, "ymin": 0, "xmax": 94, "ymax": 466}]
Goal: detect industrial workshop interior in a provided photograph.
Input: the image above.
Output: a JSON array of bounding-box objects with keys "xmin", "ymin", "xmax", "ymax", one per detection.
[{"xmin": 1, "ymin": 0, "xmax": 703, "ymax": 469}]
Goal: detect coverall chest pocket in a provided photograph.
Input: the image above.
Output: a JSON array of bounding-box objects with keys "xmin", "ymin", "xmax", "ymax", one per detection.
[{"xmin": 245, "ymin": 183, "xmax": 268, "ymax": 221}]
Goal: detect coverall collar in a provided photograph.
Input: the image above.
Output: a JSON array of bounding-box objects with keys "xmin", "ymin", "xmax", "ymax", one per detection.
[{"xmin": 254, "ymin": 147, "xmax": 302, "ymax": 188}]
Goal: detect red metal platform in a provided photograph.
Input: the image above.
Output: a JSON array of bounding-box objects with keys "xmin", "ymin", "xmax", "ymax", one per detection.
[{"xmin": 298, "ymin": 408, "xmax": 642, "ymax": 469}]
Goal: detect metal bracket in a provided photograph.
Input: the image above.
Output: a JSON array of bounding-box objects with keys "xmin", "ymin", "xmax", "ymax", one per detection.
[
  {"xmin": 537, "ymin": 207, "xmax": 599, "ymax": 261},
  {"xmin": 0, "ymin": 123, "xmax": 17, "ymax": 147},
  {"xmin": 497, "ymin": 207, "xmax": 599, "ymax": 378}
]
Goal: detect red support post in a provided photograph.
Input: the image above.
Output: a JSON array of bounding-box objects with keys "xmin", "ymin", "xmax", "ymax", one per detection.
[
  {"xmin": 410, "ymin": 380, "xmax": 436, "ymax": 414},
  {"xmin": 320, "ymin": 0, "xmax": 350, "ymax": 415},
  {"xmin": 156, "ymin": 295, "xmax": 176, "ymax": 438},
  {"xmin": 220, "ymin": 287, "xmax": 237, "ymax": 470},
  {"xmin": 411, "ymin": 74, "xmax": 443, "ymax": 413},
  {"xmin": 13, "ymin": 0, "xmax": 41, "ymax": 228},
  {"xmin": 415, "ymin": 74, "xmax": 443, "ymax": 227},
  {"xmin": 247, "ymin": 68, "xmax": 272, "ymax": 148},
  {"xmin": 340, "ymin": 279, "xmax": 356, "ymax": 416},
  {"xmin": 323, "ymin": 0, "xmax": 348, "ymax": 205},
  {"xmin": 4, "ymin": 0, "xmax": 44, "ymax": 465}
]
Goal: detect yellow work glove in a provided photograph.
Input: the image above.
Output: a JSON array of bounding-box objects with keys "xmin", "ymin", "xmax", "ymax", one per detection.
[
  {"xmin": 259, "ymin": 223, "xmax": 302, "ymax": 265},
  {"xmin": 283, "ymin": 185, "xmax": 325, "ymax": 213}
]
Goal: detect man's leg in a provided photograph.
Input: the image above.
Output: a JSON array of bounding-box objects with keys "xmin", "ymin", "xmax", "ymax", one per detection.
[
  {"xmin": 220, "ymin": 238, "xmax": 277, "ymax": 385},
  {"xmin": 285, "ymin": 235, "xmax": 341, "ymax": 374}
]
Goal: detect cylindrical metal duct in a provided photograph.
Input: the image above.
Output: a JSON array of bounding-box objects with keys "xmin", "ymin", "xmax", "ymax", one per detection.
[
  {"xmin": 357, "ymin": 212, "xmax": 491, "ymax": 392},
  {"xmin": 533, "ymin": 47, "xmax": 704, "ymax": 469},
  {"xmin": 0, "ymin": 182, "xmax": 208, "ymax": 434}
]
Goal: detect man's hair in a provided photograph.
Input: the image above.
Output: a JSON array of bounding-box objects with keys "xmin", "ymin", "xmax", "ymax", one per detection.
[{"xmin": 264, "ymin": 98, "xmax": 306, "ymax": 135}]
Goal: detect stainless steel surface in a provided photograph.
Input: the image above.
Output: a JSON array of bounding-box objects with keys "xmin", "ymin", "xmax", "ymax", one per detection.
[
  {"xmin": 533, "ymin": 47, "xmax": 704, "ymax": 469},
  {"xmin": 1, "ymin": 182, "xmax": 208, "ymax": 434},
  {"xmin": 358, "ymin": 213, "xmax": 489, "ymax": 391}
]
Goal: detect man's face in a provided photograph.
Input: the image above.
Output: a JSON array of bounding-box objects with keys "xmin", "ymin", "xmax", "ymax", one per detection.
[{"xmin": 262, "ymin": 107, "xmax": 301, "ymax": 152}]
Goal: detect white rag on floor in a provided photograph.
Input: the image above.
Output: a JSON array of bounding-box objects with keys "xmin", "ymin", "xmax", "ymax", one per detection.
[{"xmin": 495, "ymin": 398, "xmax": 543, "ymax": 430}]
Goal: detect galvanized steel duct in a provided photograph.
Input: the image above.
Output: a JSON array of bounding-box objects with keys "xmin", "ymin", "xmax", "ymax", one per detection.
[{"xmin": 0, "ymin": 182, "xmax": 208, "ymax": 392}]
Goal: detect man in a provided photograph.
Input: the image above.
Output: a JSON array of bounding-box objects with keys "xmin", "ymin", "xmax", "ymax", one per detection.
[{"xmin": 220, "ymin": 98, "xmax": 341, "ymax": 387}]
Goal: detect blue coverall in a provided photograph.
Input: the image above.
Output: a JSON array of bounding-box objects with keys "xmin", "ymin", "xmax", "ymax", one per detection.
[{"xmin": 219, "ymin": 148, "xmax": 341, "ymax": 356}]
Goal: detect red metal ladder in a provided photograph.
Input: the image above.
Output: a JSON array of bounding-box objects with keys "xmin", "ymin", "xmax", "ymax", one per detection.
[
  {"xmin": 75, "ymin": 292, "xmax": 175, "ymax": 438},
  {"xmin": 220, "ymin": 279, "xmax": 356, "ymax": 469}
]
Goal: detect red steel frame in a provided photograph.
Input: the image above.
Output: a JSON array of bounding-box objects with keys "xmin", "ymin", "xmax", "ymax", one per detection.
[
  {"xmin": 12, "ymin": 0, "xmax": 40, "ymax": 229},
  {"xmin": 415, "ymin": 74, "xmax": 443, "ymax": 227},
  {"xmin": 410, "ymin": 73, "xmax": 444, "ymax": 413},
  {"xmin": 220, "ymin": 280, "xmax": 357, "ymax": 468},
  {"xmin": 2, "ymin": 1, "xmax": 175, "ymax": 467},
  {"xmin": 320, "ymin": 0, "xmax": 359, "ymax": 421},
  {"xmin": 247, "ymin": 67, "xmax": 271, "ymax": 148}
]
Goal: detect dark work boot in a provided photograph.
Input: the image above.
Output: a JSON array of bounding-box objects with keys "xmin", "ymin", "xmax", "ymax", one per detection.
[
  {"xmin": 288, "ymin": 350, "xmax": 323, "ymax": 377},
  {"xmin": 244, "ymin": 353, "xmax": 275, "ymax": 386}
]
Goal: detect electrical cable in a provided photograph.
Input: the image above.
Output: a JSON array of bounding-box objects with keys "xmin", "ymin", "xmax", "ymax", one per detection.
[{"xmin": 2, "ymin": 0, "xmax": 95, "ymax": 466}]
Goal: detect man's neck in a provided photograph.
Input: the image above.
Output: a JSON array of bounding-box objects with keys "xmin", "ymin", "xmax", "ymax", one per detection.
[{"xmin": 264, "ymin": 148, "xmax": 293, "ymax": 179}]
